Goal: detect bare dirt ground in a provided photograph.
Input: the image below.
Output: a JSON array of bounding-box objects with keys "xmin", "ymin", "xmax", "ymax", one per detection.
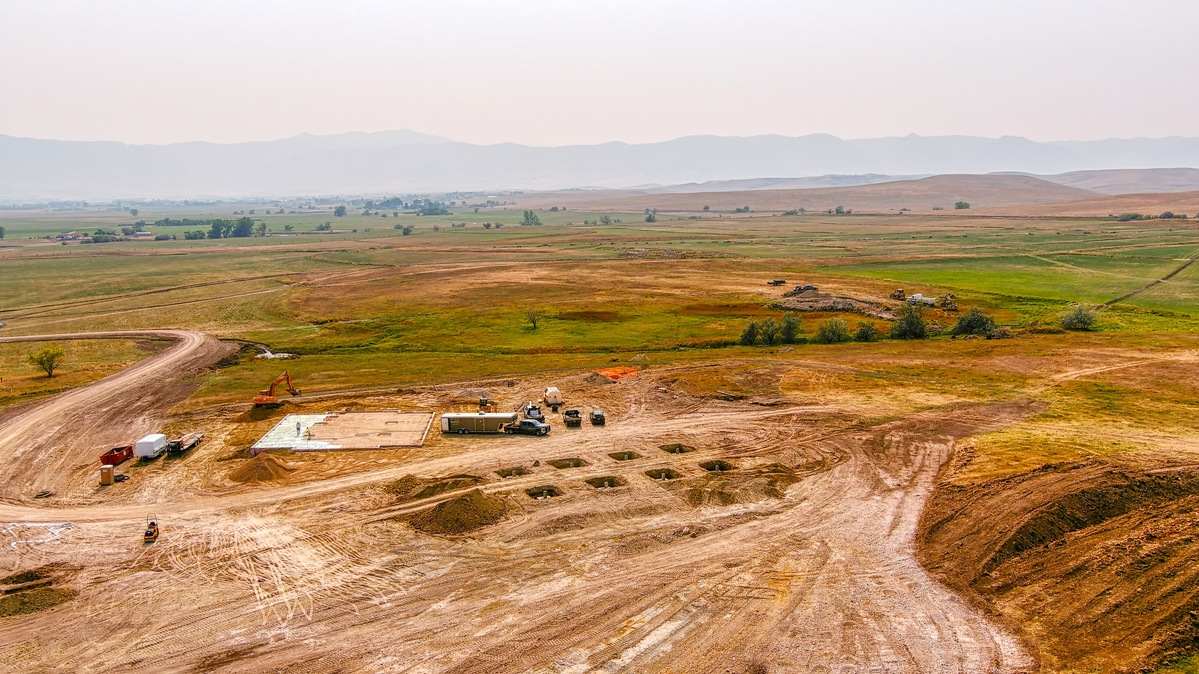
[{"xmin": 0, "ymin": 331, "xmax": 1044, "ymax": 672}]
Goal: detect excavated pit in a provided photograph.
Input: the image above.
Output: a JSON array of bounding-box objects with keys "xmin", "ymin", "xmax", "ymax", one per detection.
[
  {"xmin": 526, "ymin": 485, "xmax": 563, "ymax": 500},
  {"xmin": 660, "ymin": 443, "xmax": 695, "ymax": 454},
  {"xmin": 700, "ymin": 460, "xmax": 734, "ymax": 473},
  {"xmin": 645, "ymin": 468, "xmax": 681, "ymax": 481},
  {"xmin": 496, "ymin": 466, "xmax": 531, "ymax": 478},
  {"xmin": 585, "ymin": 476, "xmax": 627, "ymax": 490},
  {"xmin": 548, "ymin": 457, "xmax": 589, "ymax": 469},
  {"xmin": 608, "ymin": 451, "xmax": 642, "ymax": 461}
]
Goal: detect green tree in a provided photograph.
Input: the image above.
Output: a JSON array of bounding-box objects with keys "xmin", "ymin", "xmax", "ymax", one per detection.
[
  {"xmin": 759, "ymin": 318, "xmax": 781, "ymax": 345},
  {"xmin": 854, "ymin": 321, "xmax": 879, "ymax": 342},
  {"xmin": 230, "ymin": 217, "xmax": 254, "ymax": 237},
  {"xmin": 0, "ymin": 225, "xmax": 6, "ymax": 240},
  {"xmin": 253, "ymin": 222, "xmax": 268, "ymax": 237},
  {"xmin": 814, "ymin": 318, "xmax": 851, "ymax": 343},
  {"xmin": 315, "ymin": 222, "xmax": 332, "ymax": 232},
  {"xmin": 334, "ymin": 205, "xmax": 348, "ymax": 217},
  {"xmin": 645, "ymin": 208, "xmax": 657, "ymax": 223},
  {"xmin": 1061, "ymin": 305, "xmax": 1096, "ymax": 331},
  {"xmin": 521, "ymin": 210, "xmax": 543, "ymax": 226},
  {"xmin": 739, "ymin": 321, "xmax": 760, "ymax": 346},
  {"xmin": 283, "ymin": 224, "xmax": 294, "ymax": 232},
  {"xmin": 525, "ymin": 309, "xmax": 543, "ymax": 330},
  {"xmin": 27, "ymin": 346, "xmax": 65, "ymax": 378},
  {"xmin": 951, "ymin": 308, "xmax": 996, "ymax": 336},
  {"xmin": 891, "ymin": 304, "xmax": 928, "ymax": 339},
  {"xmin": 954, "ymin": 201, "xmax": 971, "ymax": 210},
  {"xmin": 780, "ymin": 314, "xmax": 801, "ymax": 344}
]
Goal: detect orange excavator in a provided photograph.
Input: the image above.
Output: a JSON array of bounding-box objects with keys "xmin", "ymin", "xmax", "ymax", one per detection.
[{"xmin": 253, "ymin": 371, "xmax": 302, "ymax": 408}]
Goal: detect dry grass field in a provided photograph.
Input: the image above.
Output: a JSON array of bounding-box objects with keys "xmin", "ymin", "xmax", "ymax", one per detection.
[{"xmin": 1, "ymin": 202, "xmax": 1197, "ymax": 672}]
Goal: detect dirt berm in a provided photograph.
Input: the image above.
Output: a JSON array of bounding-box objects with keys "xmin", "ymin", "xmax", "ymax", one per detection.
[
  {"xmin": 918, "ymin": 460, "xmax": 1199, "ymax": 672},
  {"xmin": 771, "ymin": 288, "xmax": 896, "ymax": 320},
  {"xmin": 408, "ymin": 489, "xmax": 509, "ymax": 535}
]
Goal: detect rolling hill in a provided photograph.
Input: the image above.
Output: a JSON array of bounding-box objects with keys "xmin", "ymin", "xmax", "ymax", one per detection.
[{"xmin": 521, "ymin": 174, "xmax": 1101, "ymax": 213}]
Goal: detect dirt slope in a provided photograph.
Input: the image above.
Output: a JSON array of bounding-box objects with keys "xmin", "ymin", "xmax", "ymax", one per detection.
[
  {"xmin": 518, "ymin": 174, "xmax": 1098, "ymax": 212},
  {"xmin": 919, "ymin": 460, "xmax": 1199, "ymax": 672}
]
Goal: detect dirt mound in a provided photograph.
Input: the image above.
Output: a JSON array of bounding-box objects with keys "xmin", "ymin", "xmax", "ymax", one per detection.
[
  {"xmin": 384, "ymin": 474, "xmax": 484, "ymax": 502},
  {"xmin": 772, "ymin": 289, "xmax": 895, "ymax": 320},
  {"xmin": 409, "ymin": 489, "xmax": 508, "ymax": 534},
  {"xmin": 227, "ymin": 453, "xmax": 296, "ymax": 484},
  {"xmin": 919, "ymin": 463, "xmax": 1199, "ymax": 672},
  {"xmin": 682, "ymin": 463, "xmax": 800, "ymax": 507}
]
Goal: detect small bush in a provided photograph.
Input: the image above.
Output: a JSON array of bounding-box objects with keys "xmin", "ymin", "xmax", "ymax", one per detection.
[
  {"xmin": 891, "ymin": 304, "xmax": 928, "ymax": 340},
  {"xmin": 854, "ymin": 321, "xmax": 878, "ymax": 342},
  {"xmin": 951, "ymin": 308, "xmax": 996, "ymax": 337},
  {"xmin": 1061, "ymin": 305, "xmax": 1096, "ymax": 331},
  {"xmin": 739, "ymin": 322, "xmax": 760, "ymax": 346},
  {"xmin": 814, "ymin": 318, "xmax": 851, "ymax": 344},
  {"xmin": 758, "ymin": 318, "xmax": 781, "ymax": 345},
  {"xmin": 780, "ymin": 314, "xmax": 800, "ymax": 344}
]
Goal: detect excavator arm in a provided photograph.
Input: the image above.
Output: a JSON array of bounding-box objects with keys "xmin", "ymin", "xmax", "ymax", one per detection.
[{"xmin": 253, "ymin": 371, "xmax": 301, "ymax": 406}]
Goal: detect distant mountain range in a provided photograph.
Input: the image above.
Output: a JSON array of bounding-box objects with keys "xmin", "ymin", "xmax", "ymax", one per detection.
[{"xmin": 2, "ymin": 130, "xmax": 1198, "ymax": 199}]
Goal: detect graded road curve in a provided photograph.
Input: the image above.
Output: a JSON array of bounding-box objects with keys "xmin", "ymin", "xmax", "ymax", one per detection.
[{"xmin": 0, "ymin": 329, "xmax": 228, "ymax": 500}]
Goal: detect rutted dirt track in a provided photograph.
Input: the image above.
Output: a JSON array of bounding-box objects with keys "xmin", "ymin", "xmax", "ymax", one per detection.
[
  {"xmin": 0, "ymin": 332, "xmax": 1036, "ymax": 672},
  {"xmin": 0, "ymin": 330, "xmax": 232, "ymax": 499}
]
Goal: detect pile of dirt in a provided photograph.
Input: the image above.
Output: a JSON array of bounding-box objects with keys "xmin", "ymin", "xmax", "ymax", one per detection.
[
  {"xmin": 772, "ymin": 289, "xmax": 895, "ymax": 320},
  {"xmin": 228, "ymin": 453, "xmax": 296, "ymax": 484},
  {"xmin": 408, "ymin": 489, "xmax": 508, "ymax": 535},
  {"xmin": 384, "ymin": 474, "xmax": 484, "ymax": 503},
  {"xmin": 681, "ymin": 463, "xmax": 800, "ymax": 507},
  {"xmin": 919, "ymin": 463, "xmax": 1199, "ymax": 672}
]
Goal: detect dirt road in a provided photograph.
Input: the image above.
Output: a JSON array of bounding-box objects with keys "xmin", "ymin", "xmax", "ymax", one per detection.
[
  {"xmin": 0, "ymin": 330, "xmax": 230, "ymax": 500},
  {"xmin": 0, "ymin": 334, "xmax": 1034, "ymax": 672}
]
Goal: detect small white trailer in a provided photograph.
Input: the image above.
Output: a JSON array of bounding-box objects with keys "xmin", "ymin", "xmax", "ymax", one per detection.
[
  {"xmin": 440, "ymin": 412, "xmax": 519, "ymax": 434},
  {"xmin": 134, "ymin": 433, "xmax": 168, "ymax": 460},
  {"xmin": 543, "ymin": 386, "xmax": 564, "ymax": 411}
]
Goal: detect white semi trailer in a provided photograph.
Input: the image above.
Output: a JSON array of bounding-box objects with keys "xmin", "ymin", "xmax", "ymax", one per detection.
[{"xmin": 440, "ymin": 412, "xmax": 519, "ymax": 434}]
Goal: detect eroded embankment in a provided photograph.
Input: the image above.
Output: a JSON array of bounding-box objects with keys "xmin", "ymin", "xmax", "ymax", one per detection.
[{"xmin": 918, "ymin": 460, "xmax": 1199, "ymax": 672}]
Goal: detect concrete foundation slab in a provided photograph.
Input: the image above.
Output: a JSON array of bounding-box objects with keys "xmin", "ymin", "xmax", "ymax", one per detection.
[{"xmin": 252, "ymin": 411, "xmax": 432, "ymax": 452}]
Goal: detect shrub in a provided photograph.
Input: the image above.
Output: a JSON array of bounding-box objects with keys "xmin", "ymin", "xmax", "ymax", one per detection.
[
  {"xmin": 814, "ymin": 318, "xmax": 851, "ymax": 344},
  {"xmin": 1061, "ymin": 305, "xmax": 1096, "ymax": 331},
  {"xmin": 757, "ymin": 318, "xmax": 781, "ymax": 345},
  {"xmin": 780, "ymin": 314, "xmax": 800, "ymax": 344},
  {"xmin": 854, "ymin": 321, "xmax": 878, "ymax": 342},
  {"xmin": 951, "ymin": 308, "xmax": 996, "ymax": 337},
  {"xmin": 890, "ymin": 304, "xmax": 928, "ymax": 340},
  {"xmin": 954, "ymin": 200, "xmax": 971, "ymax": 209},
  {"xmin": 739, "ymin": 321, "xmax": 760, "ymax": 346}
]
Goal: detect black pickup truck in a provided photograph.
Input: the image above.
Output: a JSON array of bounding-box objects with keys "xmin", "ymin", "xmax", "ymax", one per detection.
[{"xmin": 504, "ymin": 419, "xmax": 551, "ymax": 436}]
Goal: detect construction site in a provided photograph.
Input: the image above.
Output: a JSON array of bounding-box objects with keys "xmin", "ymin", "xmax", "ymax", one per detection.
[{"xmin": 1, "ymin": 200, "xmax": 1198, "ymax": 673}]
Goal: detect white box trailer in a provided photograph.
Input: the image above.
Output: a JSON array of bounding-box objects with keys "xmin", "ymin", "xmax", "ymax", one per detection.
[
  {"xmin": 441, "ymin": 412, "xmax": 518, "ymax": 434},
  {"xmin": 134, "ymin": 433, "xmax": 168, "ymax": 459}
]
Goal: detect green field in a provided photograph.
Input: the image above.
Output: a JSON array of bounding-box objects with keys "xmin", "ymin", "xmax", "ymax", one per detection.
[{"xmin": 3, "ymin": 207, "xmax": 1198, "ymax": 409}]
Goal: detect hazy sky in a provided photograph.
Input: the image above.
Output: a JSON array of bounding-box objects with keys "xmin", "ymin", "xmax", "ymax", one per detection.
[{"xmin": 3, "ymin": 0, "xmax": 1198, "ymax": 146}]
